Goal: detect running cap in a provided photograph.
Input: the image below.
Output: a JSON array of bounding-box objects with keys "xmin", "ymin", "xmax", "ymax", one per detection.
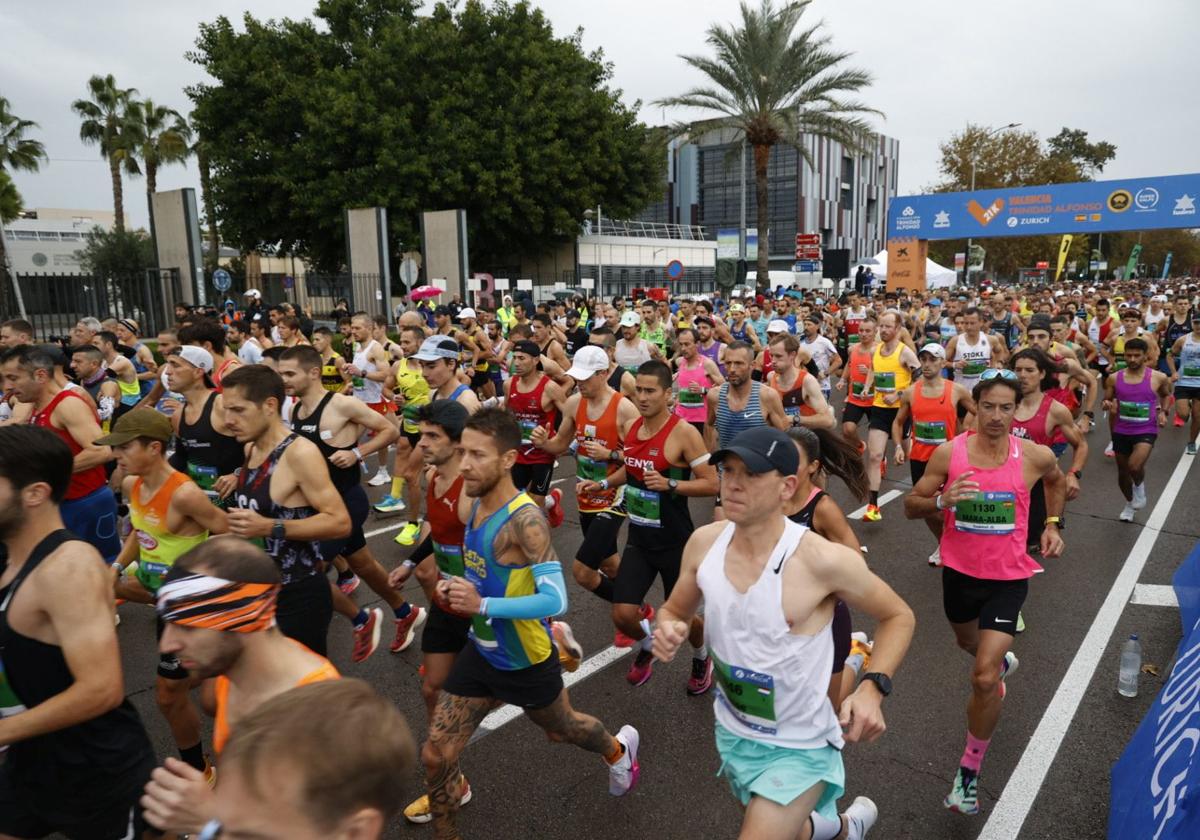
[
  {"xmin": 565, "ymin": 345, "xmax": 610, "ymax": 380},
  {"xmin": 918, "ymin": 342, "xmax": 947, "ymax": 360},
  {"xmin": 566, "ymin": 309, "xmax": 580, "ymax": 320},
  {"xmin": 729, "ymin": 302, "xmax": 745, "ymax": 313},
  {"xmin": 619, "ymin": 311, "xmax": 642, "ymax": 328},
  {"xmin": 433, "ymin": 305, "xmax": 453, "ymax": 317},
  {"xmin": 511, "ymin": 340, "xmax": 541, "ymax": 358},
  {"xmin": 928, "ymin": 298, "xmax": 942, "ymax": 306},
  {"xmin": 420, "ymin": 399, "xmax": 469, "ymax": 440},
  {"xmin": 412, "ymin": 336, "xmax": 461, "ymax": 361},
  {"xmin": 96, "ymin": 407, "xmax": 173, "ymax": 445},
  {"xmin": 709, "ymin": 426, "xmax": 799, "ymax": 476},
  {"xmin": 243, "ymin": 289, "xmax": 262, "ymax": 298},
  {"xmin": 173, "ymin": 345, "xmax": 214, "ymax": 373},
  {"xmin": 456, "ymin": 308, "xmax": 477, "ymax": 321},
  {"xmin": 1027, "ymin": 315, "xmax": 1053, "ymax": 334},
  {"xmin": 767, "ymin": 319, "xmax": 790, "ymax": 334}
]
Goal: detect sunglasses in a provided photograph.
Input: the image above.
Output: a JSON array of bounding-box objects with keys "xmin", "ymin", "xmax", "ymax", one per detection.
[{"xmin": 980, "ymin": 368, "xmax": 1018, "ymax": 382}]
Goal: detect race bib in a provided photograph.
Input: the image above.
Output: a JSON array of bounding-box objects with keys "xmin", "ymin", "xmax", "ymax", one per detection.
[
  {"xmin": 1181, "ymin": 364, "xmax": 1200, "ymax": 378},
  {"xmin": 962, "ymin": 359, "xmax": 988, "ymax": 376},
  {"xmin": 352, "ymin": 375, "xmax": 365, "ymax": 389},
  {"xmin": 873, "ymin": 371, "xmax": 896, "ymax": 392},
  {"xmin": 433, "ymin": 540, "xmax": 465, "ymax": 579},
  {"xmin": 954, "ymin": 491, "xmax": 1017, "ymax": 535},
  {"xmin": 847, "ymin": 333, "xmax": 861, "ymax": 345},
  {"xmin": 850, "ymin": 379, "xmax": 866, "ymax": 397},
  {"xmin": 712, "ymin": 649, "xmax": 777, "ymax": 731},
  {"xmin": 626, "ymin": 486, "xmax": 662, "ymax": 528},
  {"xmin": 914, "ymin": 420, "xmax": 947, "ymax": 445},
  {"xmin": 136, "ymin": 558, "xmax": 171, "ymax": 593},
  {"xmin": 1118, "ymin": 400, "xmax": 1152, "ymax": 422},
  {"xmin": 678, "ymin": 388, "xmax": 704, "ymax": 406},
  {"xmin": 518, "ymin": 417, "xmax": 538, "ymax": 442},
  {"xmin": 576, "ymin": 454, "xmax": 608, "ymax": 483}
]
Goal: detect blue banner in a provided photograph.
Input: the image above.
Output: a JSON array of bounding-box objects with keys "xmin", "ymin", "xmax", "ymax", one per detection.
[
  {"xmin": 1109, "ymin": 542, "xmax": 1200, "ymax": 839},
  {"xmin": 887, "ymin": 173, "xmax": 1200, "ymax": 241}
]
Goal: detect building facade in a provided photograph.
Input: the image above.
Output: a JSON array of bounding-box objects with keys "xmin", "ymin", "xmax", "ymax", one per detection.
[{"xmin": 1, "ymin": 208, "xmax": 125, "ymax": 274}]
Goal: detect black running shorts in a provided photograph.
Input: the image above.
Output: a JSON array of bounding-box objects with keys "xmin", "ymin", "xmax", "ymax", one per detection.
[
  {"xmin": 1111, "ymin": 432, "xmax": 1157, "ymax": 456},
  {"xmin": 155, "ymin": 616, "xmax": 189, "ymax": 681},
  {"xmin": 421, "ymin": 603, "xmax": 472, "ymax": 655},
  {"xmin": 443, "ymin": 643, "xmax": 563, "ymax": 710},
  {"xmin": 868, "ymin": 406, "xmax": 899, "ymax": 433},
  {"xmin": 577, "ymin": 508, "xmax": 625, "ymax": 569},
  {"xmin": 942, "ymin": 566, "xmax": 1029, "ymax": 636},
  {"xmin": 842, "ymin": 403, "xmax": 871, "ymax": 425},
  {"xmin": 614, "ymin": 543, "xmax": 686, "ymax": 605},
  {"xmin": 511, "ymin": 462, "xmax": 555, "ymax": 497}
]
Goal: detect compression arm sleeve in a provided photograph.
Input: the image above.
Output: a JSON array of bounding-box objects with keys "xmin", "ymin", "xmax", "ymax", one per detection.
[
  {"xmin": 408, "ymin": 534, "xmax": 434, "ymax": 565},
  {"xmin": 479, "ymin": 562, "xmax": 568, "ymax": 620}
]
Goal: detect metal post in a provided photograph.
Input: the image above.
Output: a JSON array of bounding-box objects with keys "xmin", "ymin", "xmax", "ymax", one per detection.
[
  {"xmin": 596, "ymin": 204, "xmax": 602, "ymax": 296},
  {"xmin": 965, "ymin": 162, "xmax": 977, "ymax": 286},
  {"xmin": 0, "ymin": 222, "xmax": 28, "ymax": 318},
  {"xmin": 739, "ymin": 139, "xmax": 747, "ymax": 260}
]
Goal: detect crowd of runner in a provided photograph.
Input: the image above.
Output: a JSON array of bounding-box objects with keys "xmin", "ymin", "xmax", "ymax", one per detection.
[{"xmin": 0, "ymin": 272, "xmax": 1197, "ymax": 839}]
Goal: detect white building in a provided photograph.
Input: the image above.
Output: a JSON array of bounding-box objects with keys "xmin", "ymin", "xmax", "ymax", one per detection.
[{"xmin": 2, "ymin": 208, "xmax": 125, "ymax": 275}]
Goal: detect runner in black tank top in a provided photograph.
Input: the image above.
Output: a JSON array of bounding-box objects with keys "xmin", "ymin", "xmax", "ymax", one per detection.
[
  {"xmin": 293, "ymin": 392, "xmax": 360, "ymax": 494},
  {"xmin": 0, "ymin": 530, "xmax": 156, "ymax": 838},
  {"xmin": 170, "ymin": 391, "xmax": 245, "ymax": 504}
]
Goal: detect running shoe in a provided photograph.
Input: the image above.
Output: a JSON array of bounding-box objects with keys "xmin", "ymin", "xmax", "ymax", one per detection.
[
  {"xmin": 1188, "ymin": 442, "xmax": 1198, "ymax": 456},
  {"xmin": 687, "ymin": 656, "xmax": 714, "ymax": 696},
  {"xmin": 862, "ymin": 504, "xmax": 882, "ymax": 522},
  {"xmin": 368, "ymin": 466, "xmax": 391, "ymax": 487},
  {"xmin": 849, "ymin": 633, "xmax": 873, "ymax": 673},
  {"xmin": 944, "ymin": 766, "xmax": 979, "ymax": 815},
  {"xmin": 1131, "ymin": 483, "xmax": 1147, "ymax": 510},
  {"xmin": 404, "ymin": 780, "xmax": 472, "ymax": 824},
  {"xmin": 844, "ymin": 796, "xmax": 879, "ymax": 836},
  {"xmin": 1016, "ymin": 612, "xmax": 1026, "ymax": 634},
  {"xmin": 373, "ymin": 495, "xmax": 407, "ymax": 515},
  {"xmin": 553, "ymin": 620, "xmax": 583, "ymax": 673},
  {"xmin": 390, "ymin": 606, "xmax": 427, "ymax": 654},
  {"xmin": 1119, "ymin": 503, "xmax": 1136, "ymax": 522},
  {"xmin": 614, "ymin": 604, "xmax": 655, "ymax": 648},
  {"xmin": 999, "ymin": 650, "xmax": 1019, "ymax": 700},
  {"xmin": 394, "ymin": 522, "xmax": 422, "ymax": 546},
  {"xmin": 626, "ymin": 648, "xmax": 654, "ymax": 686},
  {"xmin": 336, "ymin": 573, "xmax": 361, "ymax": 595},
  {"xmin": 546, "ymin": 487, "xmax": 564, "ymax": 528},
  {"xmin": 351, "ymin": 608, "xmax": 383, "ymax": 663},
  {"xmin": 1175, "ymin": 414, "xmax": 1186, "ymax": 428},
  {"xmin": 608, "ymin": 725, "xmax": 641, "ymax": 796},
  {"xmin": 1105, "ymin": 441, "xmax": 1115, "ymax": 458},
  {"xmin": 928, "ymin": 546, "xmax": 942, "ymax": 567}
]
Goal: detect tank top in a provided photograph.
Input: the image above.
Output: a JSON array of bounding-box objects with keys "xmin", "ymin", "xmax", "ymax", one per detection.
[
  {"xmin": 174, "ymin": 392, "xmax": 245, "ymax": 504},
  {"xmin": 641, "ymin": 322, "xmax": 668, "ymax": 356},
  {"xmin": 953, "ymin": 333, "xmax": 991, "ymax": 391},
  {"xmin": 846, "ymin": 343, "xmax": 875, "ymax": 407},
  {"xmin": 1112, "ymin": 368, "xmax": 1158, "ymax": 436},
  {"xmin": 674, "ymin": 356, "xmax": 711, "ymax": 423},
  {"xmin": 614, "ymin": 338, "xmax": 651, "ymax": 373},
  {"xmin": 320, "ymin": 352, "xmax": 344, "ymax": 392},
  {"xmin": 292, "ymin": 392, "xmax": 360, "ymax": 494},
  {"xmin": 728, "ymin": 321, "xmax": 753, "ymax": 344},
  {"xmin": 787, "ymin": 487, "xmax": 825, "ymax": 529},
  {"xmin": 0, "ymin": 530, "xmax": 154, "ymax": 796},
  {"xmin": 697, "ymin": 340, "xmax": 725, "ymax": 376},
  {"xmin": 909, "ymin": 379, "xmax": 958, "ymax": 462},
  {"xmin": 213, "ymin": 357, "xmax": 238, "ymax": 391},
  {"xmin": 351, "ymin": 340, "xmax": 384, "ymax": 404},
  {"xmin": 116, "ymin": 374, "xmax": 141, "ymax": 406},
  {"xmin": 1178, "ymin": 334, "xmax": 1200, "ymax": 388},
  {"xmin": 939, "ymin": 317, "xmax": 958, "ymax": 343},
  {"xmin": 1111, "ymin": 329, "xmax": 1144, "ymax": 371},
  {"xmin": 990, "ymin": 312, "xmax": 1015, "ymax": 348},
  {"xmin": 716, "ymin": 382, "xmax": 765, "ymax": 447},
  {"xmin": 30, "ymin": 390, "xmax": 106, "ymax": 501},
  {"xmin": 462, "ymin": 492, "xmax": 554, "ymax": 670},
  {"xmin": 767, "ymin": 369, "xmax": 816, "ymax": 419},
  {"xmin": 130, "ymin": 471, "xmax": 208, "ymax": 593},
  {"xmin": 507, "ymin": 375, "xmax": 557, "ymax": 465},
  {"xmin": 233, "ymin": 434, "xmax": 323, "ymax": 584},
  {"xmin": 1089, "ymin": 317, "xmax": 1115, "ymax": 366},
  {"xmin": 872, "ymin": 342, "xmax": 913, "ymax": 408},
  {"xmin": 395, "ymin": 359, "xmax": 431, "ymax": 435},
  {"xmin": 426, "ymin": 472, "xmax": 469, "ymax": 616},
  {"xmin": 696, "ymin": 520, "xmax": 843, "ymax": 749},
  {"xmin": 1011, "ymin": 392, "xmax": 1055, "ymax": 445},
  {"xmin": 940, "ymin": 433, "xmax": 1040, "ymax": 581},
  {"xmin": 607, "ymin": 365, "xmax": 625, "ymax": 392},
  {"xmin": 1164, "ymin": 315, "xmax": 1195, "ymax": 357},
  {"xmin": 623, "ymin": 414, "xmax": 692, "ymax": 549},
  {"xmin": 575, "ymin": 391, "xmax": 624, "ymax": 512},
  {"xmin": 212, "ymin": 645, "xmax": 339, "ymax": 755},
  {"xmin": 842, "ymin": 307, "xmax": 867, "ymax": 346}
]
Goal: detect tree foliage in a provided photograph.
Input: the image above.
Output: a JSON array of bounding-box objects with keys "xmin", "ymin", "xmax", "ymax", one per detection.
[
  {"xmin": 0, "ymin": 171, "xmax": 21, "ymax": 224},
  {"xmin": 187, "ymin": 0, "xmax": 661, "ymax": 271},
  {"xmin": 0, "ymin": 96, "xmax": 47, "ymax": 175},
  {"xmin": 1046, "ymin": 127, "xmax": 1116, "ymax": 178},
  {"xmin": 75, "ymin": 226, "xmax": 156, "ymax": 277},
  {"xmin": 72, "ymin": 75, "xmax": 143, "ymax": 233}
]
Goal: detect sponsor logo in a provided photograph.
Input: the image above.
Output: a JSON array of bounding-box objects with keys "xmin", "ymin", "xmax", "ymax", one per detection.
[
  {"xmin": 1006, "ymin": 217, "xmax": 1019, "ymax": 228},
  {"xmin": 1091, "ymin": 213, "xmax": 1102, "ymax": 221},
  {"xmin": 1108, "ymin": 189, "xmax": 1132, "ymax": 212},
  {"xmin": 967, "ymin": 198, "xmax": 1005, "ymax": 226},
  {"xmin": 901, "ymin": 206, "xmax": 915, "ymax": 217},
  {"xmin": 895, "ymin": 206, "xmax": 922, "ymax": 231},
  {"xmin": 1174, "ymin": 194, "xmax": 1196, "ymax": 216},
  {"xmin": 1135, "ymin": 187, "xmax": 1159, "ymax": 211},
  {"xmin": 933, "ymin": 210, "xmax": 950, "ymax": 228}
]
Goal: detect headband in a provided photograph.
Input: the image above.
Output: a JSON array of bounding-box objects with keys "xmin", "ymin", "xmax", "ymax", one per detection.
[
  {"xmin": 118, "ymin": 318, "xmax": 139, "ymax": 334},
  {"xmin": 157, "ymin": 573, "xmax": 279, "ymax": 633}
]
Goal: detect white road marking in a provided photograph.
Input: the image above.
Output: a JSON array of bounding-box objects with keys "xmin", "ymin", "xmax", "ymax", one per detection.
[
  {"xmin": 978, "ymin": 447, "xmax": 1198, "ymax": 839},
  {"xmin": 364, "ymin": 520, "xmax": 408, "ymax": 539},
  {"xmin": 848, "ymin": 488, "xmax": 903, "ymax": 520},
  {"xmin": 472, "ymin": 644, "xmax": 633, "ymax": 741},
  {"xmin": 1130, "ymin": 583, "xmax": 1180, "ymax": 608}
]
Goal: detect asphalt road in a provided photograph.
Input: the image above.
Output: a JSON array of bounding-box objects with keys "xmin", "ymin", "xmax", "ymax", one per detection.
[{"xmin": 102, "ymin": 400, "xmax": 1200, "ymax": 840}]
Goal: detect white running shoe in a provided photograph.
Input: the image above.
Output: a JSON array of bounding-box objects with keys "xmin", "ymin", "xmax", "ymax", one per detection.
[
  {"xmin": 844, "ymin": 796, "xmax": 879, "ymax": 838},
  {"xmin": 1105, "ymin": 441, "xmax": 1115, "ymax": 458},
  {"xmin": 608, "ymin": 725, "xmax": 640, "ymax": 796},
  {"xmin": 928, "ymin": 546, "xmax": 942, "ymax": 567},
  {"xmin": 1131, "ymin": 483, "xmax": 1147, "ymax": 510},
  {"xmin": 367, "ymin": 467, "xmax": 391, "ymax": 487},
  {"xmin": 1119, "ymin": 503, "xmax": 1136, "ymax": 522}
]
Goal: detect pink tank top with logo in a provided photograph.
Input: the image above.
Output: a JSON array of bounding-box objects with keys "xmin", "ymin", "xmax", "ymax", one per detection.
[
  {"xmin": 674, "ymin": 357, "xmax": 712, "ymax": 423},
  {"xmin": 940, "ymin": 432, "xmax": 1041, "ymax": 581},
  {"xmin": 1011, "ymin": 393, "xmax": 1054, "ymax": 446}
]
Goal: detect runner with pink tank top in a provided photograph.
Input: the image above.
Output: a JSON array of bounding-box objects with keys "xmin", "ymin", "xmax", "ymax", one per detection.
[
  {"xmin": 905, "ymin": 370, "xmax": 1066, "ymax": 817},
  {"xmin": 673, "ymin": 328, "xmax": 724, "ymax": 435}
]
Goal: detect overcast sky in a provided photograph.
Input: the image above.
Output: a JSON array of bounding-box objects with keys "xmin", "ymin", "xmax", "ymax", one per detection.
[{"xmin": 3, "ymin": 0, "xmax": 1197, "ymax": 230}]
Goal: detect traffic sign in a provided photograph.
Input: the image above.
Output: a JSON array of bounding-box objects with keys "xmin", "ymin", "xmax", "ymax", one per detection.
[
  {"xmin": 399, "ymin": 258, "xmax": 418, "ymax": 286},
  {"xmin": 665, "ymin": 260, "xmax": 685, "ymax": 280},
  {"xmin": 212, "ymin": 268, "xmax": 232, "ymax": 292},
  {"xmin": 794, "ymin": 260, "xmax": 820, "ymax": 272},
  {"xmin": 795, "ymin": 233, "xmax": 820, "ymax": 245}
]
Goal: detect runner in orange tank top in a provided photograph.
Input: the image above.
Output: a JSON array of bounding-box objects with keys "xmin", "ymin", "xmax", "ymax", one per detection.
[{"xmin": 836, "ymin": 314, "xmax": 879, "ymax": 452}]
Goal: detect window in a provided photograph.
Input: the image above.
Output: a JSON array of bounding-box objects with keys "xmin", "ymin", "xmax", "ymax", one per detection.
[
  {"xmin": 37, "ymin": 231, "xmax": 60, "ymax": 241},
  {"xmin": 866, "ymin": 197, "xmax": 878, "ymax": 227},
  {"xmin": 13, "ymin": 230, "xmax": 37, "ymax": 240},
  {"xmin": 841, "ymin": 156, "xmax": 854, "ymax": 186},
  {"xmin": 840, "ymin": 186, "xmax": 854, "ymax": 212}
]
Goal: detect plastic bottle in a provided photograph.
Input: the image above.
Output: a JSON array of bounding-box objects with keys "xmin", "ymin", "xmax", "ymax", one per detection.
[{"xmin": 1118, "ymin": 634, "xmax": 1142, "ymax": 698}]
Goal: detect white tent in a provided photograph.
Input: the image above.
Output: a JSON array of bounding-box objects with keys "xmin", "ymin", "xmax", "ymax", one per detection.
[{"xmin": 862, "ymin": 250, "xmax": 957, "ymax": 289}]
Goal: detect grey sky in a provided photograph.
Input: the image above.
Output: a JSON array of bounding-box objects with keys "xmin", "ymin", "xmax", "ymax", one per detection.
[{"xmin": 4, "ymin": 0, "xmax": 1198, "ymax": 231}]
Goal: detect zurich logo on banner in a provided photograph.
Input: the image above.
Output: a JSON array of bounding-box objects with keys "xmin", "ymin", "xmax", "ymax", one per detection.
[{"xmin": 1109, "ymin": 543, "xmax": 1200, "ymax": 839}]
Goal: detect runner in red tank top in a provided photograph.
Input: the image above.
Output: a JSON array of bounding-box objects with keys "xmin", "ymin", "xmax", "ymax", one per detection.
[{"xmin": 506, "ymin": 341, "xmax": 567, "ymax": 525}]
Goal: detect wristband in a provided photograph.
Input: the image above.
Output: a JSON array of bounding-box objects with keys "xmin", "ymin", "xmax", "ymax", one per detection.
[
  {"xmin": 402, "ymin": 559, "xmax": 417, "ymax": 570},
  {"xmin": 479, "ymin": 597, "xmax": 489, "ymax": 617},
  {"xmin": 598, "ymin": 478, "xmax": 609, "ymax": 490},
  {"xmin": 1044, "ymin": 516, "xmax": 1062, "ymax": 526},
  {"xmin": 935, "ymin": 494, "xmax": 946, "ymax": 511},
  {"xmin": 353, "ymin": 447, "xmax": 365, "ymax": 462}
]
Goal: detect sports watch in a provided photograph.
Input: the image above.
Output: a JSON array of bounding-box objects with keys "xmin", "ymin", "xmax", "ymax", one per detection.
[{"xmin": 861, "ymin": 672, "xmax": 893, "ymax": 697}]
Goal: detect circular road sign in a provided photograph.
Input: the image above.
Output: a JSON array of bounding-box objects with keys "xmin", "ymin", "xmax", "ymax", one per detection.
[
  {"xmin": 665, "ymin": 259, "xmax": 685, "ymax": 280},
  {"xmin": 212, "ymin": 268, "xmax": 232, "ymax": 292}
]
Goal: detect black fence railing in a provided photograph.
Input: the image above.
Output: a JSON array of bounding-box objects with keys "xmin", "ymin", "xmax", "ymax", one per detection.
[{"xmin": 4, "ymin": 270, "xmax": 177, "ymax": 341}]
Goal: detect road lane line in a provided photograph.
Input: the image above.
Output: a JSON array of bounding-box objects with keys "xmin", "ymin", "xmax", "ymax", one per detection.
[
  {"xmin": 364, "ymin": 520, "xmax": 407, "ymax": 539},
  {"xmin": 848, "ymin": 488, "xmax": 903, "ymax": 520},
  {"xmin": 978, "ymin": 447, "xmax": 1197, "ymax": 839},
  {"xmin": 1130, "ymin": 583, "xmax": 1179, "ymax": 608}
]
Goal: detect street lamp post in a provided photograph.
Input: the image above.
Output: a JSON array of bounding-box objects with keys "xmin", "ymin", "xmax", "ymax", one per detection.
[{"xmin": 965, "ymin": 122, "xmax": 1021, "ymax": 285}]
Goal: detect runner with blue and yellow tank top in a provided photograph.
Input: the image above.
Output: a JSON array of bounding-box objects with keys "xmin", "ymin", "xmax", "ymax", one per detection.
[{"xmin": 424, "ymin": 408, "xmax": 641, "ymax": 838}]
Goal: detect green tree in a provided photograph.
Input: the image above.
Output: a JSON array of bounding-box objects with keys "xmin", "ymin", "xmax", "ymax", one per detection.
[
  {"xmin": 0, "ymin": 96, "xmax": 47, "ymax": 290},
  {"xmin": 1046, "ymin": 127, "xmax": 1117, "ymax": 178},
  {"xmin": 0, "ymin": 171, "xmax": 21, "ymax": 224},
  {"xmin": 130, "ymin": 98, "xmax": 191, "ymax": 207},
  {"xmin": 71, "ymin": 74, "xmax": 143, "ymax": 233},
  {"xmin": 188, "ymin": 0, "xmax": 660, "ymax": 270},
  {"xmin": 655, "ymin": 0, "xmax": 879, "ymax": 282},
  {"xmin": 75, "ymin": 226, "xmax": 155, "ymax": 277}
]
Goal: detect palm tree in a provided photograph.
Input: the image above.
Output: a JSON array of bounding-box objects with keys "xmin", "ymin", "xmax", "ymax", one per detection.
[
  {"xmin": 131, "ymin": 99, "xmax": 191, "ymax": 202},
  {"xmin": 72, "ymin": 74, "xmax": 143, "ymax": 233},
  {"xmin": 0, "ymin": 172, "xmax": 20, "ymax": 223},
  {"xmin": 655, "ymin": 0, "xmax": 880, "ymax": 283},
  {"xmin": 0, "ymin": 96, "xmax": 47, "ymax": 292}
]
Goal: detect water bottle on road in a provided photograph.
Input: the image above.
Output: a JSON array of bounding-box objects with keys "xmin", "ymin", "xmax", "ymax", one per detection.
[{"xmin": 1118, "ymin": 634, "xmax": 1142, "ymax": 698}]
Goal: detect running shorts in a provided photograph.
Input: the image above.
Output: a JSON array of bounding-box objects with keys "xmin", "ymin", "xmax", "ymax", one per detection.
[
  {"xmin": 1175, "ymin": 385, "xmax": 1200, "ymax": 401},
  {"xmin": 276, "ymin": 572, "xmax": 334, "ymax": 656},
  {"xmin": 941, "ymin": 566, "xmax": 1029, "ymax": 635},
  {"xmin": 842, "ymin": 403, "xmax": 871, "ymax": 425},
  {"xmin": 60, "ymin": 486, "xmax": 120, "ymax": 564},
  {"xmin": 319, "ymin": 483, "xmax": 369, "ymax": 560},
  {"xmin": 577, "ymin": 508, "xmax": 625, "ymax": 569},
  {"xmin": 614, "ymin": 543, "xmax": 686, "ymax": 605},
  {"xmin": 511, "ymin": 462, "xmax": 554, "ymax": 497},
  {"xmin": 443, "ymin": 642, "xmax": 563, "ymax": 710},
  {"xmin": 868, "ymin": 406, "xmax": 899, "ymax": 433},
  {"xmin": 1111, "ymin": 432, "xmax": 1157, "ymax": 456},
  {"xmin": 909, "ymin": 458, "xmax": 928, "ymax": 486},
  {"xmin": 714, "ymin": 723, "xmax": 844, "ymax": 816},
  {"xmin": 470, "ymin": 370, "xmax": 490, "ymax": 390},
  {"xmin": 831, "ymin": 599, "xmax": 851, "ymax": 676},
  {"xmin": 421, "ymin": 603, "xmax": 472, "ymax": 655}
]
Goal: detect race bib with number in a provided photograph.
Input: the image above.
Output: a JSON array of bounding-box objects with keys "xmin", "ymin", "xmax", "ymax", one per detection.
[
  {"xmin": 847, "ymin": 333, "xmax": 861, "ymax": 345},
  {"xmin": 518, "ymin": 417, "xmax": 538, "ymax": 442},
  {"xmin": 873, "ymin": 371, "xmax": 896, "ymax": 392},
  {"xmin": 678, "ymin": 388, "xmax": 704, "ymax": 406},
  {"xmin": 962, "ymin": 359, "xmax": 988, "ymax": 376},
  {"xmin": 712, "ymin": 649, "xmax": 777, "ymax": 733},
  {"xmin": 576, "ymin": 454, "xmax": 608, "ymax": 483},
  {"xmin": 1118, "ymin": 400, "xmax": 1152, "ymax": 422},
  {"xmin": 1182, "ymin": 364, "xmax": 1200, "ymax": 379},
  {"xmin": 954, "ymin": 491, "xmax": 1017, "ymax": 535},
  {"xmin": 433, "ymin": 540, "xmax": 465, "ymax": 579},
  {"xmin": 625, "ymin": 486, "xmax": 662, "ymax": 528},
  {"xmin": 850, "ymin": 379, "xmax": 866, "ymax": 397},
  {"xmin": 914, "ymin": 420, "xmax": 948, "ymax": 445}
]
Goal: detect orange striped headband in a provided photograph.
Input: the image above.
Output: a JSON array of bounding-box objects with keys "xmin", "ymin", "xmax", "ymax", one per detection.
[{"xmin": 156, "ymin": 573, "xmax": 279, "ymax": 633}]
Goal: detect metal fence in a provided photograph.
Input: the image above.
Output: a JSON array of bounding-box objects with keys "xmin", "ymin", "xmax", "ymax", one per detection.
[
  {"xmin": 3, "ymin": 270, "xmax": 177, "ymax": 340},
  {"xmin": 581, "ymin": 264, "xmax": 717, "ymax": 300}
]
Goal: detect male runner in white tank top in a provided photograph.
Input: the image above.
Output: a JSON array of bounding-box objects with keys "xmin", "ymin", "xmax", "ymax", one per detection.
[{"xmin": 653, "ymin": 426, "xmax": 914, "ymax": 840}]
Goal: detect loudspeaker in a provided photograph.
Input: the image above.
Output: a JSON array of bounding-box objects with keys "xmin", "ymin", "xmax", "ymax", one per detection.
[{"xmin": 823, "ymin": 249, "xmax": 850, "ymax": 280}]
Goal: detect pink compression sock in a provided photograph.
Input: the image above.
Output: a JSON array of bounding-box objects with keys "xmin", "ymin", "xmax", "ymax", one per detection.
[{"xmin": 960, "ymin": 732, "xmax": 991, "ymax": 773}]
